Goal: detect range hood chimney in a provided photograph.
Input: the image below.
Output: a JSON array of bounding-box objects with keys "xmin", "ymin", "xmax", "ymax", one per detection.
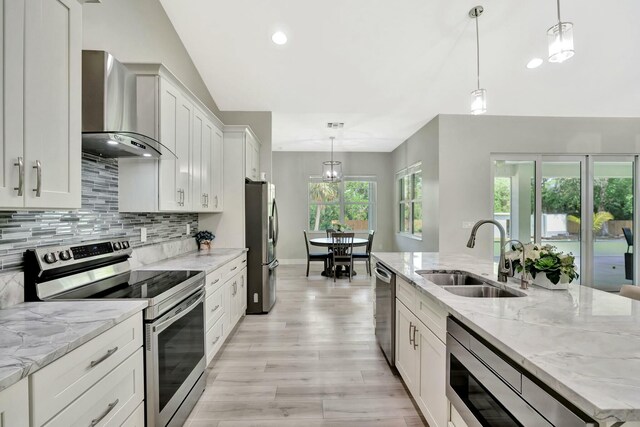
[{"xmin": 82, "ymin": 50, "xmax": 175, "ymax": 159}]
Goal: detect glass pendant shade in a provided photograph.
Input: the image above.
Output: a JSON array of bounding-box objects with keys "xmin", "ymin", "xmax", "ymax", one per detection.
[
  {"xmin": 322, "ymin": 160, "xmax": 342, "ymax": 182},
  {"xmin": 470, "ymin": 88, "xmax": 487, "ymax": 115},
  {"xmin": 547, "ymin": 21, "xmax": 574, "ymax": 63}
]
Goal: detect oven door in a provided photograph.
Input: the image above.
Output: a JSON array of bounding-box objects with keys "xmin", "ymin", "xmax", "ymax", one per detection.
[
  {"xmin": 447, "ymin": 336, "xmax": 553, "ymax": 427},
  {"xmin": 146, "ymin": 289, "xmax": 206, "ymax": 427}
]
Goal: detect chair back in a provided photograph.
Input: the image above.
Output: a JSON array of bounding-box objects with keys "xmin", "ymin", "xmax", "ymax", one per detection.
[
  {"xmin": 326, "ymin": 228, "xmax": 336, "ymax": 238},
  {"xmin": 303, "ymin": 230, "xmax": 311, "ymax": 257},
  {"xmin": 331, "ymin": 232, "xmax": 355, "ymax": 264},
  {"xmin": 366, "ymin": 230, "xmax": 375, "ymax": 255},
  {"xmin": 623, "ymin": 227, "xmax": 633, "ymax": 251}
]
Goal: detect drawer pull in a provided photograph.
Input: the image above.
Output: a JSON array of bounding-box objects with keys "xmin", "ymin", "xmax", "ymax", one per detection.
[
  {"xmin": 89, "ymin": 398, "xmax": 119, "ymax": 426},
  {"xmin": 211, "ymin": 304, "xmax": 220, "ymax": 313},
  {"xmin": 89, "ymin": 346, "xmax": 118, "ymax": 368},
  {"xmin": 231, "ymin": 266, "xmax": 238, "ymax": 271},
  {"xmin": 213, "ymin": 278, "xmax": 220, "ymax": 284},
  {"xmin": 212, "ymin": 336, "xmax": 220, "ymax": 345}
]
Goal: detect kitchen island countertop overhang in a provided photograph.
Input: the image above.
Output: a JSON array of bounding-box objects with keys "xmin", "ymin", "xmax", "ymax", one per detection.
[{"xmin": 372, "ymin": 251, "xmax": 640, "ymax": 424}]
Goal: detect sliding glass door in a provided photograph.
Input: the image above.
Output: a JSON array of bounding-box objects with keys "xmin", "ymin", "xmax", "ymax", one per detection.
[{"xmin": 493, "ymin": 155, "xmax": 638, "ymax": 291}]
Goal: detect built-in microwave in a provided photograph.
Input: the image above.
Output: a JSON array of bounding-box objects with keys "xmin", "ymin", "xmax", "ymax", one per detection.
[{"xmin": 446, "ymin": 317, "xmax": 597, "ymax": 427}]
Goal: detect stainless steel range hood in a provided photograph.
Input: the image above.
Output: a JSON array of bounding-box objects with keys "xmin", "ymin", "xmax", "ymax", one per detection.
[{"xmin": 82, "ymin": 50, "xmax": 175, "ymax": 159}]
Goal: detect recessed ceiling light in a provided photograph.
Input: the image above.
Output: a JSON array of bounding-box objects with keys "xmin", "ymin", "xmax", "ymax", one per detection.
[
  {"xmin": 143, "ymin": 153, "xmax": 152, "ymax": 157},
  {"xmin": 271, "ymin": 31, "xmax": 287, "ymax": 45},
  {"xmin": 106, "ymin": 140, "xmax": 118, "ymax": 145},
  {"xmin": 527, "ymin": 58, "xmax": 543, "ymax": 69}
]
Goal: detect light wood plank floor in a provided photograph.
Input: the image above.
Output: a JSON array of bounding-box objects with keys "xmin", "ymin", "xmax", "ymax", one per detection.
[{"xmin": 185, "ymin": 264, "xmax": 428, "ymax": 427}]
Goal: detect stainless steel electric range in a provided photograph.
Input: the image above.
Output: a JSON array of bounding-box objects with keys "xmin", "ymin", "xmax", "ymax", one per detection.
[{"xmin": 24, "ymin": 239, "xmax": 206, "ymax": 427}]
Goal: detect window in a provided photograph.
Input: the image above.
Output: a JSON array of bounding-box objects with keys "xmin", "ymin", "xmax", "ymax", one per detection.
[
  {"xmin": 308, "ymin": 178, "xmax": 376, "ymax": 231},
  {"xmin": 397, "ymin": 163, "xmax": 422, "ymax": 237}
]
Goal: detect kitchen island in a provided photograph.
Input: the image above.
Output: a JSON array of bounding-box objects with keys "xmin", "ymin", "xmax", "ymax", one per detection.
[{"xmin": 373, "ymin": 251, "xmax": 640, "ymax": 426}]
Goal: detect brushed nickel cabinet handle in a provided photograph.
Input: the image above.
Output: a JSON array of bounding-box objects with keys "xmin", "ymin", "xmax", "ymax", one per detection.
[
  {"xmin": 14, "ymin": 157, "xmax": 23, "ymax": 196},
  {"xmin": 89, "ymin": 398, "xmax": 119, "ymax": 426},
  {"xmin": 211, "ymin": 304, "xmax": 220, "ymax": 313},
  {"xmin": 32, "ymin": 160, "xmax": 41, "ymax": 197},
  {"xmin": 409, "ymin": 322, "xmax": 415, "ymax": 346},
  {"xmin": 215, "ymin": 195, "xmax": 218, "ymax": 207},
  {"xmin": 412, "ymin": 326, "xmax": 419, "ymax": 350},
  {"xmin": 212, "ymin": 336, "xmax": 220, "ymax": 345},
  {"xmin": 231, "ymin": 266, "xmax": 238, "ymax": 271},
  {"xmin": 89, "ymin": 346, "xmax": 118, "ymax": 368}
]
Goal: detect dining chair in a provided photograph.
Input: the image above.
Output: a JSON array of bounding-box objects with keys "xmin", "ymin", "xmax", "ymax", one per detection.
[
  {"xmin": 331, "ymin": 232, "xmax": 355, "ymax": 282},
  {"xmin": 303, "ymin": 230, "xmax": 330, "ymax": 277},
  {"xmin": 353, "ymin": 230, "xmax": 375, "ymax": 276}
]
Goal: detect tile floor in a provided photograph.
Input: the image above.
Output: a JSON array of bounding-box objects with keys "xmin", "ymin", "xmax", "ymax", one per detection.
[{"xmin": 184, "ymin": 264, "xmax": 428, "ymax": 426}]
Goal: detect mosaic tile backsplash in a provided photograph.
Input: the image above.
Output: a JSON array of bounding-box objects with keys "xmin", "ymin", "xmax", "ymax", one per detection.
[{"xmin": 0, "ymin": 153, "xmax": 198, "ymax": 272}]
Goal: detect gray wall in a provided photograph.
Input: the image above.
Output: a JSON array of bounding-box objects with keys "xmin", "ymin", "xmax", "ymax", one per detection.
[
  {"xmin": 221, "ymin": 112, "xmax": 273, "ymax": 180},
  {"xmin": 82, "ymin": 0, "xmax": 220, "ymax": 115},
  {"xmin": 391, "ymin": 117, "xmax": 440, "ymax": 253},
  {"xmin": 272, "ymin": 152, "xmax": 394, "ymax": 261},
  {"xmin": 438, "ymin": 114, "xmax": 640, "ymax": 259}
]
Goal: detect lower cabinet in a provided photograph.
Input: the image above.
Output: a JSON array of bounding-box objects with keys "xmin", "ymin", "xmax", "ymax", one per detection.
[
  {"xmin": 396, "ymin": 297, "xmax": 448, "ymax": 427},
  {"xmin": 0, "ymin": 378, "xmax": 29, "ymax": 427},
  {"xmin": 205, "ymin": 254, "xmax": 247, "ymax": 364}
]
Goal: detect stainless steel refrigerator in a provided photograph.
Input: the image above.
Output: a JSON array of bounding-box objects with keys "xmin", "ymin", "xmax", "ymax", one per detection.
[{"xmin": 245, "ymin": 181, "xmax": 279, "ymax": 314}]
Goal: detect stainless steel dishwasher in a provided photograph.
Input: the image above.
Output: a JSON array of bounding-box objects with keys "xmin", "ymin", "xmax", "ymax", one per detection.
[
  {"xmin": 374, "ymin": 262, "xmax": 396, "ymax": 367},
  {"xmin": 447, "ymin": 317, "xmax": 597, "ymax": 427}
]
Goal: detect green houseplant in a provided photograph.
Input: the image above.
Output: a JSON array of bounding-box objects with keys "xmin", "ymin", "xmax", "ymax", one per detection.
[
  {"xmin": 195, "ymin": 230, "xmax": 215, "ymax": 250},
  {"xmin": 506, "ymin": 243, "xmax": 578, "ymax": 289}
]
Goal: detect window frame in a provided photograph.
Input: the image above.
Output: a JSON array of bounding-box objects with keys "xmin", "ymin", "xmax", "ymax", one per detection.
[
  {"xmin": 396, "ymin": 163, "xmax": 422, "ymax": 239},
  {"xmin": 307, "ymin": 176, "xmax": 377, "ymax": 233}
]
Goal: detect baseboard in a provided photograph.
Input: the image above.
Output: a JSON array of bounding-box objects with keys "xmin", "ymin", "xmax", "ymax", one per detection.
[{"xmin": 279, "ymin": 259, "xmax": 306, "ymax": 265}]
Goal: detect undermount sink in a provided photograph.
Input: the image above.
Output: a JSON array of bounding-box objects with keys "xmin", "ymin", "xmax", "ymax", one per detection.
[
  {"xmin": 442, "ymin": 285, "xmax": 526, "ymax": 298},
  {"xmin": 418, "ymin": 271, "xmax": 486, "ymax": 287},
  {"xmin": 417, "ymin": 270, "xmax": 526, "ymax": 298}
]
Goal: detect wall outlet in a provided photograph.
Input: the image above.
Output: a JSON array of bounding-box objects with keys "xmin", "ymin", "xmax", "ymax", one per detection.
[
  {"xmin": 462, "ymin": 221, "xmax": 476, "ymax": 229},
  {"xmin": 186, "ymin": 223, "xmax": 190, "ymax": 235},
  {"xmin": 140, "ymin": 227, "xmax": 147, "ymax": 243}
]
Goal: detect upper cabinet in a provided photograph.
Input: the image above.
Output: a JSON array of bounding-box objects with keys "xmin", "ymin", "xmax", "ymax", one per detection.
[
  {"xmin": 0, "ymin": 0, "xmax": 82, "ymax": 210},
  {"xmin": 245, "ymin": 130, "xmax": 261, "ymax": 181},
  {"xmin": 118, "ymin": 64, "xmax": 224, "ymax": 213}
]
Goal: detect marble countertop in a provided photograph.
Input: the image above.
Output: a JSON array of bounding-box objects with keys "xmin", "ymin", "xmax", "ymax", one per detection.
[
  {"xmin": 0, "ymin": 300, "xmax": 146, "ymax": 391},
  {"xmin": 135, "ymin": 248, "xmax": 247, "ymax": 274},
  {"xmin": 372, "ymin": 251, "xmax": 640, "ymax": 424}
]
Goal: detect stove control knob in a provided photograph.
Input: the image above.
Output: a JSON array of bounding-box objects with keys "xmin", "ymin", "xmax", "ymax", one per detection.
[
  {"xmin": 113, "ymin": 242, "xmax": 122, "ymax": 250},
  {"xmin": 43, "ymin": 253, "xmax": 57, "ymax": 264},
  {"xmin": 122, "ymin": 241, "xmax": 130, "ymax": 249},
  {"xmin": 59, "ymin": 250, "xmax": 71, "ymax": 261}
]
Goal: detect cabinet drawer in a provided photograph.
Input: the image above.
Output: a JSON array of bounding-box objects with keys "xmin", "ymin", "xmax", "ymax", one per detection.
[
  {"xmin": 396, "ymin": 276, "xmax": 416, "ymax": 312},
  {"xmin": 206, "ymin": 285, "xmax": 224, "ymax": 330},
  {"xmin": 206, "ymin": 315, "xmax": 225, "ymax": 365},
  {"xmin": 0, "ymin": 378, "xmax": 29, "ymax": 427},
  {"xmin": 415, "ymin": 291, "xmax": 448, "ymax": 343},
  {"xmin": 31, "ymin": 313, "xmax": 142, "ymax": 427},
  {"xmin": 222, "ymin": 254, "xmax": 247, "ymax": 283},
  {"xmin": 206, "ymin": 269, "xmax": 223, "ymax": 292},
  {"xmin": 121, "ymin": 402, "xmax": 144, "ymax": 427},
  {"xmin": 42, "ymin": 348, "xmax": 144, "ymax": 427}
]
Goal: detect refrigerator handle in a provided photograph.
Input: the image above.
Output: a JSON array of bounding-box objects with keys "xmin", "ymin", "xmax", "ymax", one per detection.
[{"xmin": 272, "ymin": 199, "xmax": 280, "ymax": 246}]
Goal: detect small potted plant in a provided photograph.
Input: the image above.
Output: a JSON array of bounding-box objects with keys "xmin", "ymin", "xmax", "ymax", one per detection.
[
  {"xmin": 331, "ymin": 221, "xmax": 351, "ymax": 232},
  {"xmin": 506, "ymin": 243, "xmax": 579, "ymax": 290},
  {"xmin": 195, "ymin": 230, "xmax": 215, "ymax": 251}
]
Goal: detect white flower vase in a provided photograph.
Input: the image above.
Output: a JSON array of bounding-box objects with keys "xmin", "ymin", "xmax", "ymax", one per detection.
[{"xmin": 529, "ymin": 272, "xmax": 570, "ymax": 290}]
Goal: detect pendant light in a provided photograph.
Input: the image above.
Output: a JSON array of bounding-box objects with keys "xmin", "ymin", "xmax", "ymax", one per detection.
[
  {"xmin": 322, "ymin": 136, "xmax": 342, "ymax": 183},
  {"xmin": 469, "ymin": 6, "xmax": 486, "ymax": 115},
  {"xmin": 547, "ymin": 0, "xmax": 574, "ymax": 63}
]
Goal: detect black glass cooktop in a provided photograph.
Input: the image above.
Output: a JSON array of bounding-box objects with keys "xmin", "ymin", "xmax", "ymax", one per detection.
[{"xmin": 52, "ymin": 270, "xmax": 203, "ymax": 300}]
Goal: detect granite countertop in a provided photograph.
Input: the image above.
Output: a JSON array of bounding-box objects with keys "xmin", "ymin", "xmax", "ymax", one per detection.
[
  {"xmin": 135, "ymin": 248, "xmax": 247, "ymax": 274},
  {"xmin": 0, "ymin": 300, "xmax": 146, "ymax": 391},
  {"xmin": 372, "ymin": 251, "xmax": 640, "ymax": 424}
]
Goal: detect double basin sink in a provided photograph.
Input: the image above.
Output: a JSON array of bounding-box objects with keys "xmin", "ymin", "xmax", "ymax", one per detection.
[{"xmin": 417, "ymin": 271, "xmax": 526, "ymax": 298}]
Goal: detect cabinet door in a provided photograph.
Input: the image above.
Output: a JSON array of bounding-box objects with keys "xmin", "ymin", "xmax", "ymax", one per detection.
[
  {"xmin": 395, "ymin": 299, "xmax": 419, "ymax": 394},
  {"xmin": 0, "ymin": 378, "xmax": 28, "ymax": 427},
  {"xmin": 227, "ymin": 275, "xmax": 239, "ymax": 329},
  {"xmin": 245, "ymin": 136, "xmax": 253, "ymax": 180},
  {"xmin": 24, "ymin": 0, "xmax": 81, "ymax": 209},
  {"xmin": 192, "ymin": 109, "xmax": 205, "ymax": 211},
  {"xmin": 237, "ymin": 268, "xmax": 247, "ymax": 317},
  {"xmin": 417, "ymin": 322, "xmax": 448, "ymax": 427},
  {"xmin": 211, "ymin": 125, "xmax": 224, "ymax": 211},
  {"xmin": 159, "ymin": 78, "xmax": 192, "ymax": 211},
  {"xmin": 0, "ymin": 0, "xmax": 24, "ymax": 208},
  {"xmin": 200, "ymin": 117, "xmax": 214, "ymax": 212}
]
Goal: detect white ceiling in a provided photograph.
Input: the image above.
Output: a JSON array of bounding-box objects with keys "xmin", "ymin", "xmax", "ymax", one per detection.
[{"xmin": 160, "ymin": 0, "xmax": 640, "ymax": 152}]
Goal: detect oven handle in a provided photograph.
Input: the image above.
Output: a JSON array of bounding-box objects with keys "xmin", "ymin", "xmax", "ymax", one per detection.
[{"xmin": 152, "ymin": 290, "xmax": 205, "ymax": 334}]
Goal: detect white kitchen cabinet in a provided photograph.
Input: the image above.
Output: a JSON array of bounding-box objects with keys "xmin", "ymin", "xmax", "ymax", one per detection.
[
  {"xmin": 0, "ymin": 0, "xmax": 81, "ymax": 210},
  {"xmin": 0, "ymin": 377, "xmax": 29, "ymax": 427},
  {"xmin": 244, "ymin": 130, "xmax": 261, "ymax": 181},
  {"xmin": 120, "ymin": 64, "xmax": 224, "ymax": 213},
  {"xmin": 416, "ymin": 321, "xmax": 448, "ymax": 427},
  {"xmin": 211, "ymin": 126, "xmax": 224, "ymax": 211},
  {"xmin": 395, "ymin": 299, "xmax": 419, "ymax": 395}
]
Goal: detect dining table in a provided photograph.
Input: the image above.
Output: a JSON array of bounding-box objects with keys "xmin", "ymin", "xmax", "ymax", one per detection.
[{"xmin": 309, "ymin": 237, "xmax": 369, "ymax": 277}]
